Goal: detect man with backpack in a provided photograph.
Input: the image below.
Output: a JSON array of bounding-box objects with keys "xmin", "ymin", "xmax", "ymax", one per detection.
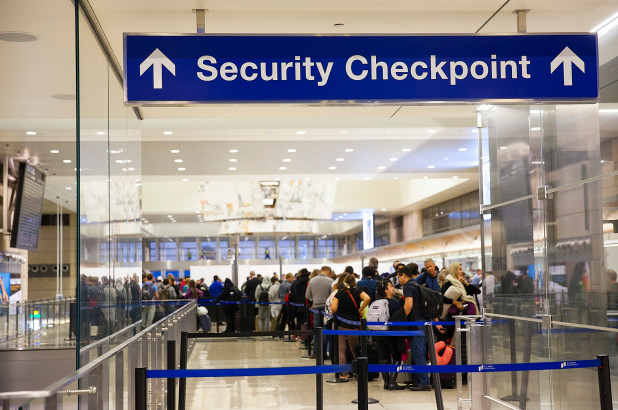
[
  {"xmin": 306, "ymin": 266, "xmax": 334, "ymax": 358},
  {"xmin": 398, "ymin": 266, "xmax": 432, "ymax": 391},
  {"xmin": 142, "ymin": 272, "xmax": 159, "ymax": 328},
  {"xmin": 415, "ymin": 258, "xmax": 441, "ymax": 291}
]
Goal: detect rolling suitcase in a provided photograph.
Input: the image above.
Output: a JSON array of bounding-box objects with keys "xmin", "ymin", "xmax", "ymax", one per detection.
[
  {"xmin": 435, "ymin": 341, "xmax": 456, "ymax": 389},
  {"xmin": 198, "ymin": 314, "xmax": 212, "ymax": 332}
]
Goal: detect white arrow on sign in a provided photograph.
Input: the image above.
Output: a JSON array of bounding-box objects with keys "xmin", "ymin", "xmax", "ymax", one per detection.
[
  {"xmin": 550, "ymin": 46, "xmax": 585, "ymax": 86},
  {"xmin": 139, "ymin": 48, "xmax": 175, "ymax": 89}
]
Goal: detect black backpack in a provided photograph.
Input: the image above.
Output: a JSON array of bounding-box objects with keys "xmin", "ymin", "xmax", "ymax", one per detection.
[
  {"xmin": 411, "ymin": 281, "xmax": 443, "ymax": 320},
  {"xmin": 258, "ymin": 285, "xmax": 270, "ymax": 303},
  {"xmin": 142, "ymin": 284, "xmax": 152, "ymax": 301}
]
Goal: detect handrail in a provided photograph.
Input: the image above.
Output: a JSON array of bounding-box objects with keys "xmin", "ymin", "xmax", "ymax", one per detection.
[
  {"xmin": 0, "ymin": 299, "xmax": 196, "ymax": 402},
  {"xmin": 79, "ymin": 319, "xmax": 142, "ymax": 354},
  {"xmin": 2, "ymin": 297, "xmax": 76, "ymax": 306}
]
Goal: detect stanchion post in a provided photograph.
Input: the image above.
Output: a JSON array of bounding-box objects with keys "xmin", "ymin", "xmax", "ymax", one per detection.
[
  {"xmin": 178, "ymin": 331, "xmax": 188, "ymax": 410},
  {"xmin": 352, "ymin": 319, "xmax": 378, "ymax": 405},
  {"xmin": 316, "ymin": 327, "xmax": 324, "ymax": 410},
  {"xmin": 216, "ymin": 300, "xmax": 220, "ymax": 333},
  {"xmin": 135, "ymin": 367, "xmax": 147, "ymax": 410},
  {"xmin": 355, "ymin": 357, "xmax": 369, "ymax": 410},
  {"xmin": 598, "ymin": 354, "xmax": 613, "ymax": 410},
  {"xmin": 425, "ymin": 323, "xmax": 445, "ymax": 410},
  {"xmin": 326, "ymin": 317, "xmax": 348, "ymax": 383},
  {"xmin": 167, "ymin": 340, "xmax": 176, "ymax": 410},
  {"xmin": 240, "ymin": 297, "xmax": 247, "ymax": 333},
  {"xmin": 501, "ymin": 319, "xmax": 519, "ymax": 401},
  {"xmin": 519, "ymin": 322, "xmax": 533, "ymax": 410}
]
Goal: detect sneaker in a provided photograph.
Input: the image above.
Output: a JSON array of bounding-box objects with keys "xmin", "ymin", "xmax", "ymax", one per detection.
[{"xmin": 409, "ymin": 385, "xmax": 431, "ymax": 391}]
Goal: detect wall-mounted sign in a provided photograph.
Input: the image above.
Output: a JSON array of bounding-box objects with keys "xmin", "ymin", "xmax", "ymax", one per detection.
[{"xmin": 124, "ymin": 34, "xmax": 598, "ymax": 104}]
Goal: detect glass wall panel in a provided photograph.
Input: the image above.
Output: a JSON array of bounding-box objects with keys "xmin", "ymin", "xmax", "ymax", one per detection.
[
  {"xmin": 278, "ymin": 238, "xmax": 295, "ymax": 259},
  {"xmin": 199, "ymin": 237, "xmax": 217, "ymax": 260},
  {"xmin": 77, "ymin": 2, "xmax": 141, "ymax": 355},
  {"xmin": 159, "ymin": 241, "xmax": 177, "ymax": 261},
  {"xmin": 238, "ymin": 237, "xmax": 255, "ymax": 260},
  {"xmin": 258, "ymin": 237, "xmax": 275, "ymax": 260},
  {"xmin": 298, "ymin": 237, "xmax": 314, "ymax": 259},
  {"xmin": 180, "ymin": 238, "xmax": 197, "ymax": 261}
]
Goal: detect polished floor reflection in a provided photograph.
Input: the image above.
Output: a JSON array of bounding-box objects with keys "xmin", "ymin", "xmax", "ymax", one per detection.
[{"xmin": 186, "ymin": 337, "xmax": 460, "ymax": 410}]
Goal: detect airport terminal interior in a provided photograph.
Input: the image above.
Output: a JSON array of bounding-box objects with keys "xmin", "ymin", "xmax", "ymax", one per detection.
[{"xmin": 2, "ymin": 0, "xmax": 618, "ymax": 409}]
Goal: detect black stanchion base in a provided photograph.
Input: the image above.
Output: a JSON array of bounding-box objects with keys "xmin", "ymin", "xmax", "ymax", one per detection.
[
  {"xmin": 501, "ymin": 395, "xmax": 529, "ymax": 402},
  {"xmin": 326, "ymin": 377, "xmax": 349, "ymax": 384},
  {"xmin": 352, "ymin": 398, "xmax": 379, "ymax": 404}
]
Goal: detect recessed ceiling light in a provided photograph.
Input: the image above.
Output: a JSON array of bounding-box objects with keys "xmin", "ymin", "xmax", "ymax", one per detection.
[
  {"xmin": 288, "ymin": 148, "xmax": 296, "ymax": 153},
  {"xmin": 458, "ymin": 148, "xmax": 468, "ymax": 152},
  {"xmin": 329, "ymin": 166, "xmax": 336, "ymax": 170},
  {"xmin": 336, "ymin": 158, "xmax": 344, "ymax": 162},
  {"xmin": 0, "ymin": 32, "xmax": 39, "ymax": 42},
  {"xmin": 389, "ymin": 158, "xmax": 397, "ymax": 162},
  {"xmin": 279, "ymin": 166, "xmax": 287, "ymax": 170},
  {"xmin": 122, "ymin": 168, "xmax": 127, "ymax": 172},
  {"xmin": 109, "ymin": 149, "xmax": 123, "ymax": 154},
  {"xmin": 402, "ymin": 148, "xmax": 411, "ymax": 152},
  {"xmin": 229, "ymin": 149, "xmax": 239, "ymax": 153},
  {"xmin": 175, "ymin": 159, "xmax": 183, "ymax": 163},
  {"xmin": 229, "ymin": 158, "xmax": 237, "ymax": 163},
  {"xmin": 228, "ymin": 167, "xmax": 236, "ymax": 171},
  {"xmin": 345, "ymin": 148, "xmax": 354, "ymax": 153},
  {"xmin": 63, "ymin": 159, "xmax": 72, "ymax": 164},
  {"xmin": 128, "ymin": 167, "xmax": 135, "ymax": 171},
  {"xmin": 500, "ymin": 146, "xmax": 507, "ymax": 150},
  {"xmin": 65, "ymin": 186, "xmax": 72, "ymax": 190},
  {"xmin": 296, "ymin": 130, "xmax": 306, "ymax": 135},
  {"xmin": 427, "ymin": 129, "xmax": 437, "ymax": 134},
  {"xmin": 26, "ymin": 131, "xmax": 36, "ymax": 136},
  {"xmin": 182, "ymin": 178, "xmax": 189, "ymax": 182},
  {"xmin": 427, "ymin": 165, "xmax": 435, "ymax": 169},
  {"xmin": 283, "ymin": 158, "xmax": 291, "ymax": 162},
  {"xmin": 97, "ymin": 131, "xmax": 105, "ymax": 135},
  {"xmin": 167, "ymin": 215, "xmax": 173, "ymax": 218},
  {"xmin": 171, "ymin": 149, "xmax": 180, "ymax": 154},
  {"xmin": 424, "ymin": 176, "xmax": 428, "ymax": 179},
  {"xmin": 381, "ymin": 208, "xmax": 387, "ymax": 211},
  {"xmin": 394, "ymin": 177, "xmax": 399, "ymax": 179},
  {"xmin": 178, "ymin": 167, "xmax": 186, "ymax": 171},
  {"xmin": 50, "ymin": 149, "xmax": 60, "ymax": 154},
  {"xmin": 378, "ymin": 166, "xmax": 386, "ymax": 170},
  {"xmin": 195, "ymin": 211, "xmax": 200, "ymax": 214},
  {"xmin": 530, "ymin": 127, "xmax": 541, "ymax": 131},
  {"xmin": 163, "ymin": 131, "xmax": 174, "ymax": 135}
]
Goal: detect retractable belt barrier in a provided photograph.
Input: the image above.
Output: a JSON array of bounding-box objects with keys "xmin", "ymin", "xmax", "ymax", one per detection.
[{"xmin": 135, "ymin": 321, "xmax": 614, "ymax": 410}]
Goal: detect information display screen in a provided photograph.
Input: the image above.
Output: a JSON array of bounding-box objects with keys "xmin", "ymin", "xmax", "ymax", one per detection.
[{"xmin": 10, "ymin": 162, "xmax": 46, "ymax": 251}]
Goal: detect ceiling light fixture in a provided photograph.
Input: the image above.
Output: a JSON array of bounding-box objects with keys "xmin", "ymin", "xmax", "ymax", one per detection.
[
  {"xmin": 296, "ymin": 130, "xmax": 306, "ymax": 135},
  {"xmin": 427, "ymin": 165, "xmax": 435, "ymax": 169},
  {"xmin": 336, "ymin": 158, "xmax": 344, "ymax": 162},
  {"xmin": 229, "ymin": 159, "xmax": 237, "ymax": 162},
  {"xmin": 402, "ymin": 148, "xmax": 411, "ymax": 152},
  {"xmin": 389, "ymin": 158, "xmax": 397, "ymax": 162},
  {"xmin": 458, "ymin": 147, "xmax": 468, "ymax": 152},
  {"xmin": 424, "ymin": 176, "xmax": 428, "ymax": 179},
  {"xmin": 65, "ymin": 186, "xmax": 72, "ymax": 190},
  {"xmin": 163, "ymin": 131, "xmax": 174, "ymax": 135},
  {"xmin": 500, "ymin": 146, "xmax": 507, "ymax": 150},
  {"xmin": 171, "ymin": 149, "xmax": 180, "ymax": 153},
  {"xmin": 229, "ymin": 149, "xmax": 239, "ymax": 153},
  {"xmin": 427, "ymin": 129, "xmax": 437, "ymax": 134},
  {"xmin": 453, "ymin": 176, "xmax": 459, "ymax": 179},
  {"xmin": 182, "ymin": 178, "xmax": 189, "ymax": 182},
  {"xmin": 378, "ymin": 166, "xmax": 386, "ymax": 170},
  {"xmin": 178, "ymin": 167, "xmax": 186, "ymax": 171},
  {"xmin": 381, "ymin": 208, "xmax": 387, "ymax": 211},
  {"xmin": 345, "ymin": 148, "xmax": 354, "ymax": 153},
  {"xmin": 283, "ymin": 158, "xmax": 291, "ymax": 162},
  {"xmin": 175, "ymin": 159, "xmax": 183, "ymax": 163},
  {"xmin": 288, "ymin": 148, "xmax": 296, "ymax": 153},
  {"xmin": 63, "ymin": 159, "xmax": 72, "ymax": 164},
  {"xmin": 97, "ymin": 131, "xmax": 105, "ymax": 135},
  {"xmin": 329, "ymin": 166, "xmax": 336, "ymax": 170},
  {"xmin": 0, "ymin": 32, "xmax": 39, "ymax": 42},
  {"xmin": 26, "ymin": 131, "xmax": 36, "ymax": 135},
  {"xmin": 394, "ymin": 177, "xmax": 399, "ymax": 179},
  {"xmin": 50, "ymin": 149, "xmax": 60, "ymax": 154},
  {"xmin": 228, "ymin": 167, "xmax": 236, "ymax": 171},
  {"xmin": 530, "ymin": 127, "xmax": 541, "ymax": 131},
  {"xmin": 279, "ymin": 166, "xmax": 287, "ymax": 170}
]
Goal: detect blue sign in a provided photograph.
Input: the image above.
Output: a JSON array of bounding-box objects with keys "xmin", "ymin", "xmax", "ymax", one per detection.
[{"xmin": 124, "ymin": 34, "xmax": 598, "ymax": 104}]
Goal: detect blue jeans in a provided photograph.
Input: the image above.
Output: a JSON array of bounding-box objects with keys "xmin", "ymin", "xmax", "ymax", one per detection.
[
  {"xmin": 312, "ymin": 307, "xmax": 330, "ymax": 356},
  {"xmin": 411, "ymin": 325, "xmax": 430, "ymax": 386}
]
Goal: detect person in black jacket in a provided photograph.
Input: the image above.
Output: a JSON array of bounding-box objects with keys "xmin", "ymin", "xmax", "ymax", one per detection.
[
  {"xmin": 219, "ymin": 278, "xmax": 242, "ymax": 333},
  {"xmin": 290, "ymin": 268, "xmax": 310, "ymax": 330},
  {"xmin": 244, "ymin": 271, "xmax": 261, "ymax": 331}
]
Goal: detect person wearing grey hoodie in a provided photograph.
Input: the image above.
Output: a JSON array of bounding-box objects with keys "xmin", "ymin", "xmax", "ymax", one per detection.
[{"xmin": 255, "ymin": 276, "xmax": 272, "ymax": 332}]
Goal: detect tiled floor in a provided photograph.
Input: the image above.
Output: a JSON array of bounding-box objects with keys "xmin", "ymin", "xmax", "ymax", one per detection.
[{"xmin": 186, "ymin": 337, "xmax": 462, "ymax": 410}]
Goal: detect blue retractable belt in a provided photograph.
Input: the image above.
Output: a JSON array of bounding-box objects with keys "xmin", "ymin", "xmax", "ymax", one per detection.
[{"xmin": 146, "ymin": 364, "xmax": 353, "ymax": 379}]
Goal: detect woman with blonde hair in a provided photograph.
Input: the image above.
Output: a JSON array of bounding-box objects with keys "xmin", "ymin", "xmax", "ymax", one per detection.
[{"xmin": 440, "ymin": 262, "xmax": 480, "ymax": 319}]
